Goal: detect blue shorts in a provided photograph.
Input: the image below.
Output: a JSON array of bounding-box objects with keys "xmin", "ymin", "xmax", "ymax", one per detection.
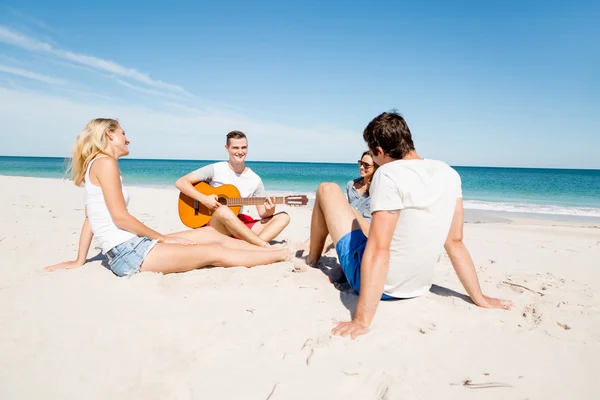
[
  {"xmin": 105, "ymin": 236, "xmax": 158, "ymax": 277},
  {"xmin": 336, "ymin": 230, "xmax": 397, "ymax": 300}
]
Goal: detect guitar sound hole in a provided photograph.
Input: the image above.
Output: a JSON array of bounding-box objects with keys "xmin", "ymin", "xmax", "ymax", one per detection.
[{"xmin": 218, "ymin": 197, "xmax": 227, "ymax": 205}]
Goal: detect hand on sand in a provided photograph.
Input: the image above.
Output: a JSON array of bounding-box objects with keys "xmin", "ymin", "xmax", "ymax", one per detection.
[
  {"xmin": 44, "ymin": 260, "xmax": 84, "ymax": 272},
  {"xmin": 476, "ymin": 295, "xmax": 514, "ymax": 310},
  {"xmin": 159, "ymin": 236, "xmax": 196, "ymax": 246},
  {"xmin": 332, "ymin": 320, "xmax": 369, "ymax": 339}
]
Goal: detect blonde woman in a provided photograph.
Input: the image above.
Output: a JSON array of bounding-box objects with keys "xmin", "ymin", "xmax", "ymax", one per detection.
[{"xmin": 45, "ymin": 119, "xmax": 288, "ymax": 276}]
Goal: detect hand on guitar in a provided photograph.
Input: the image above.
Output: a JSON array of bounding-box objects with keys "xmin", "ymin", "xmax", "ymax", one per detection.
[
  {"xmin": 264, "ymin": 196, "xmax": 275, "ymax": 212},
  {"xmin": 202, "ymin": 194, "xmax": 221, "ymax": 212}
]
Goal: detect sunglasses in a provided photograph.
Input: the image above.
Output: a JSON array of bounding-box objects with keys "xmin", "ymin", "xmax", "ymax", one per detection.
[{"xmin": 357, "ymin": 160, "xmax": 373, "ymax": 169}]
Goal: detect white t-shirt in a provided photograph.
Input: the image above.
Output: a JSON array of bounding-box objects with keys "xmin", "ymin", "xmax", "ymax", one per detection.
[
  {"xmin": 369, "ymin": 159, "xmax": 462, "ymax": 298},
  {"xmin": 85, "ymin": 157, "xmax": 136, "ymax": 253},
  {"xmin": 193, "ymin": 161, "xmax": 266, "ymax": 217}
]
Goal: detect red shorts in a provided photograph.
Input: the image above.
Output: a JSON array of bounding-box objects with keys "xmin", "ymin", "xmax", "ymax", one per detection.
[
  {"xmin": 235, "ymin": 213, "xmax": 259, "ymax": 230},
  {"xmin": 206, "ymin": 213, "xmax": 259, "ymax": 239}
]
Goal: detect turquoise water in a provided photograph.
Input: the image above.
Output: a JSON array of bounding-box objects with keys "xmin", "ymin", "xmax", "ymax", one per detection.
[{"xmin": 1, "ymin": 156, "xmax": 599, "ymax": 217}]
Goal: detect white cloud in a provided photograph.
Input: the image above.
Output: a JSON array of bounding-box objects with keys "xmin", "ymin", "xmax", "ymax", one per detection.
[
  {"xmin": 0, "ymin": 63, "xmax": 69, "ymax": 85},
  {"xmin": 0, "ymin": 24, "xmax": 366, "ymax": 164},
  {"xmin": 117, "ymin": 80, "xmax": 187, "ymax": 100},
  {"xmin": 1, "ymin": 5, "xmax": 59, "ymax": 34},
  {"xmin": 0, "ymin": 86, "xmax": 363, "ymax": 163},
  {"xmin": 0, "ymin": 25, "xmax": 190, "ymax": 97}
]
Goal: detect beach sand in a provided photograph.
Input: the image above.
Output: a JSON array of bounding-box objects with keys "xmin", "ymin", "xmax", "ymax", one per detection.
[{"xmin": 0, "ymin": 175, "xmax": 599, "ymax": 399}]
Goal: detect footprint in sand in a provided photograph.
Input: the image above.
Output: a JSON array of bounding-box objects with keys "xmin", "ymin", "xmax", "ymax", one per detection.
[
  {"xmin": 356, "ymin": 371, "xmax": 395, "ymax": 399},
  {"xmin": 522, "ymin": 303, "xmax": 543, "ymax": 326}
]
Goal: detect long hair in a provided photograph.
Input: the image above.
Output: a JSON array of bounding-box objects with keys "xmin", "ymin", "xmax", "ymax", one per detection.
[
  {"xmin": 67, "ymin": 118, "xmax": 120, "ymax": 186},
  {"xmin": 361, "ymin": 151, "xmax": 379, "ymax": 195}
]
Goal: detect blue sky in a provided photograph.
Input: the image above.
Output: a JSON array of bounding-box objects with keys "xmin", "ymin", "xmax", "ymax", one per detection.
[{"xmin": 0, "ymin": 0, "xmax": 598, "ymax": 168}]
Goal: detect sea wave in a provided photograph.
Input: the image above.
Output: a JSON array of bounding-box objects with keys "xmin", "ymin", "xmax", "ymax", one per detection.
[
  {"xmin": 267, "ymin": 191, "xmax": 600, "ymax": 217},
  {"xmin": 463, "ymin": 200, "xmax": 600, "ymax": 218}
]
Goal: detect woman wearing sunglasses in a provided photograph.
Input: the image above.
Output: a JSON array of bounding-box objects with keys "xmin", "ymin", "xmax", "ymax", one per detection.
[
  {"xmin": 297, "ymin": 151, "xmax": 379, "ymax": 267},
  {"xmin": 346, "ymin": 151, "xmax": 379, "ymax": 231}
]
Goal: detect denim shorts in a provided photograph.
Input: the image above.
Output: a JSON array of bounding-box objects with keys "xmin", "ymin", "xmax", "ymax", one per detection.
[
  {"xmin": 105, "ymin": 236, "xmax": 158, "ymax": 277},
  {"xmin": 336, "ymin": 229, "xmax": 397, "ymax": 301}
]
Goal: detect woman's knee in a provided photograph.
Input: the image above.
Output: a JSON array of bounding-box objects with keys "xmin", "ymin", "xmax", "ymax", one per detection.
[{"xmin": 317, "ymin": 182, "xmax": 340, "ymax": 196}]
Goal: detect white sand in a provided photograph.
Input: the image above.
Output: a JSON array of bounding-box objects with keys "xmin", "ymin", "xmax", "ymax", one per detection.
[{"xmin": 0, "ymin": 175, "xmax": 599, "ymax": 399}]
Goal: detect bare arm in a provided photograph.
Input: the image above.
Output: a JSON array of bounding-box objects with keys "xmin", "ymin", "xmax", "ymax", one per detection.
[
  {"xmin": 352, "ymin": 208, "xmax": 371, "ymax": 237},
  {"xmin": 95, "ymin": 157, "xmax": 164, "ymax": 240},
  {"xmin": 354, "ymin": 210, "xmax": 398, "ymax": 325},
  {"xmin": 332, "ymin": 210, "xmax": 399, "ymax": 338},
  {"xmin": 256, "ymin": 200, "xmax": 276, "ymax": 219},
  {"xmin": 74, "ymin": 212, "xmax": 94, "ymax": 264},
  {"xmin": 45, "ymin": 208, "xmax": 93, "ymax": 271},
  {"xmin": 175, "ymin": 172, "xmax": 215, "ymax": 205},
  {"xmin": 445, "ymin": 198, "xmax": 513, "ymax": 309},
  {"xmin": 254, "ymin": 181, "xmax": 274, "ymax": 219}
]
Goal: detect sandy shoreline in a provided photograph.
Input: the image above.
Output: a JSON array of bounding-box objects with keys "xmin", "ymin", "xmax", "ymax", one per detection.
[{"xmin": 0, "ymin": 175, "xmax": 599, "ymax": 399}]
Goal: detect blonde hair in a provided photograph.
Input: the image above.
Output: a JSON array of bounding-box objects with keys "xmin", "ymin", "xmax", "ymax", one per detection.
[{"xmin": 67, "ymin": 118, "xmax": 120, "ymax": 186}]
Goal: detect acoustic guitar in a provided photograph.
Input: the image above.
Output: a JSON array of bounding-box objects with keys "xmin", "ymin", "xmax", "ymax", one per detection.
[{"xmin": 178, "ymin": 181, "xmax": 309, "ymax": 228}]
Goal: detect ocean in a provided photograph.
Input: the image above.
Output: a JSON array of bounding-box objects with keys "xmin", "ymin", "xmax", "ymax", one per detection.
[{"xmin": 1, "ymin": 156, "xmax": 599, "ymax": 218}]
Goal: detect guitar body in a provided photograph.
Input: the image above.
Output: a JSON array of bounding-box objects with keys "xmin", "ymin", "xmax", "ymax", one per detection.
[{"xmin": 178, "ymin": 182, "xmax": 241, "ymax": 228}]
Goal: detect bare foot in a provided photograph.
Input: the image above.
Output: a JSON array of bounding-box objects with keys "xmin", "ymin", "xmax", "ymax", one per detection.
[
  {"xmin": 293, "ymin": 242, "xmax": 319, "ymax": 271},
  {"xmin": 295, "ymin": 239, "xmax": 309, "ymax": 258}
]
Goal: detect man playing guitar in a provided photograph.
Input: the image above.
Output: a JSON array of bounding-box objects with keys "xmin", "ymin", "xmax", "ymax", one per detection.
[{"xmin": 175, "ymin": 130, "xmax": 290, "ymax": 247}]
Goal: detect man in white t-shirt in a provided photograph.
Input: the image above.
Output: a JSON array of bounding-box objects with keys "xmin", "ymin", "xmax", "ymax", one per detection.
[
  {"xmin": 297, "ymin": 111, "xmax": 513, "ymax": 339},
  {"xmin": 175, "ymin": 130, "xmax": 290, "ymax": 247}
]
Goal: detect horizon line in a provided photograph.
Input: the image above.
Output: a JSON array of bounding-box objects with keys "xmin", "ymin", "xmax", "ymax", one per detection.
[{"xmin": 1, "ymin": 154, "xmax": 599, "ymax": 171}]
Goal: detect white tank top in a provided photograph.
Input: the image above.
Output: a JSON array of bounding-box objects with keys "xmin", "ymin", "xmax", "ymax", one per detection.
[{"xmin": 85, "ymin": 156, "xmax": 136, "ymax": 253}]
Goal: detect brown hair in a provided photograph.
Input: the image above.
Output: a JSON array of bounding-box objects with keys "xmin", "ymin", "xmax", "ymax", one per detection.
[
  {"xmin": 362, "ymin": 110, "xmax": 415, "ymax": 159},
  {"xmin": 226, "ymin": 130, "xmax": 247, "ymax": 146},
  {"xmin": 361, "ymin": 151, "xmax": 379, "ymax": 195}
]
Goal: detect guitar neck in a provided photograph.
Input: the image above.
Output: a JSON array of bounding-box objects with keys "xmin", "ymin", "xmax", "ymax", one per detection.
[{"xmin": 224, "ymin": 197, "xmax": 286, "ymax": 207}]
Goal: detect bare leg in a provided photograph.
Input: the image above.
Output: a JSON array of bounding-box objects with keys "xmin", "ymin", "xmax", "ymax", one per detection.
[
  {"xmin": 140, "ymin": 243, "xmax": 288, "ymax": 274},
  {"xmin": 251, "ymin": 212, "xmax": 290, "ymax": 242},
  {"xmin": 306, "ymin": 182, "xmax": 360, "ymax": 265},
  {"xmin": 302, "ymin": 209, "xmax": 369, "ymax": 252},
  {"xmin": 208, "ymin": 207, "xmax": 269, "ymax": 247},
  {"xmin": 166, "ymin": 226, "xmax": 281, "ymax": 252},
  {"xmin": 300, "ymin": 234, "xmax": 334, "ymax": 255}
]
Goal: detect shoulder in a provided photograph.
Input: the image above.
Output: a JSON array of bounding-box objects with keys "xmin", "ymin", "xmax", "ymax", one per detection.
[
  {"xmin": 431, "ymin": 159, "xmax": 461, "ymax": 182},
  {"xmin": 374, "ymin": 162, "xmax": 401, "ymax": 179},
  {"xmin": 203, "ymin": 162, "xmax": 228, "ymax": 175},
  {"xmin": 212, "ymin": 161, "xmax": 228, "ymax": 170},
  {"xmin": 371, "ymin": 165, "xmax": 398, "ymax": 191},
  {"xmin": 245, "ymin": 167, "xmax": 261, "ymax": 180},
  {"xmin": 89, "ymin": 156, "xmax": 121, "ymax": 184},
  {"xmin": 91, "ymin": 156, "xmax": 118, "ymax": 174}
]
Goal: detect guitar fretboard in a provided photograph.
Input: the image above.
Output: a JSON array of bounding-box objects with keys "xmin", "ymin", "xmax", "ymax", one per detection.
[{"xmin": 223, "ymin": 197, "xmax": 286, "ymax": 206}]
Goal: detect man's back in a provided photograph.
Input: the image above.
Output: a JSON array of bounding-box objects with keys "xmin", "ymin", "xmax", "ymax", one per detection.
[{"xmin": 370, "ymin": 159, "xmax": 462, "ymax": 298}]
